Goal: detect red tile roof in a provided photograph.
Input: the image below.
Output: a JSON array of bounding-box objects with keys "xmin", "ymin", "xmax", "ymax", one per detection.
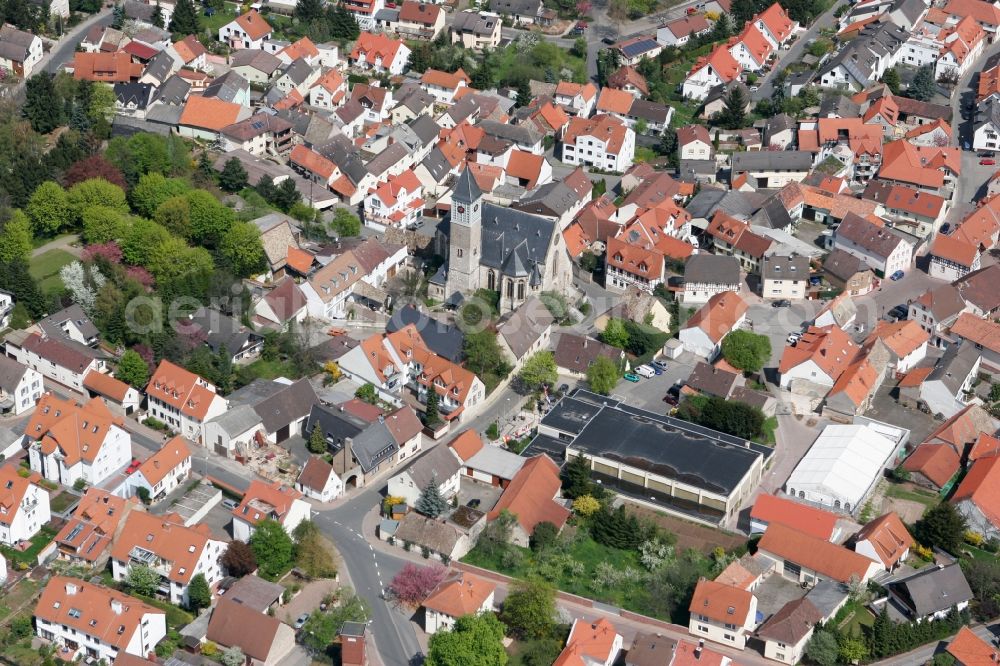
[
  {"xmin": 952, "ymin": 454, "xmax": 1000, "ymax": 528},
  {"xmin": 682, "ymin": 291, "xmax": 748, "ymax": 345},
  {"xmin": 554, "ymin": 619, "xmax": 620, "ymax": 666},
  {"xmin": 855, "ymin": 512, "xmax": 912, "ymax": 568},
  {"xmin": 83, "ymin": 370, "xmax": 134, "ymax": 403},
  {"xmin": 931, "ymin": 234, "xmax": 979, "ymax": 267},
  {"xmin": 778, "ymin": 324, "xmax": 859, "ymax": 380},
  {"xmin": 179, "ymin": 95, "xmax": 245, "ymax": 131},
  {"xmin": 751, "ymin": 493, "xmax": 840, "ymax": 540},
  {"xmin": 688, "ymin": 579, "xmax": 753, "ymax": 625},
  {"xmin": 947, "ymin": 626, "xmax": 1000, "ymax": 664},
  {"xmin": 145, "ymin": 360, "xmax": 221, "ymax": 421},
  {"xmin": 487, "ymin": 454, "xmax": 570, "ymax": 534},
  {"xmin": 422, "ymin": 572, "xmax": 495, "ymax": 618},
  {"xmin": 233, "ymin": 9, "xmax": 273, "ymax": 40},
  {"xmin": 902, "ymin": 443, "xmax": 961, "ymax": 488},
  {"xmin": 137, "ymin": 436, "xmax": 191, "ymax": 488},
  {"xmin": 233, "ymin": 480, "xmax": 304, "ymax": 528},
  {"xmin": 757, "ymin": 1, "xmax": 795, "ymax": 42},
  {"xmin": 758, "ymin": 522, "xmax": 877, "ymax": 583},
  {"xmin": 689, "ymin": 44, "xmax": 740, "ymax": 83}
]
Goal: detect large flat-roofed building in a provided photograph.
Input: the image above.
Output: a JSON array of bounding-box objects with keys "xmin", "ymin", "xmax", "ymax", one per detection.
[{"xmin": 533, "ymin": 390, "xmax": 771, "ymax": 526}]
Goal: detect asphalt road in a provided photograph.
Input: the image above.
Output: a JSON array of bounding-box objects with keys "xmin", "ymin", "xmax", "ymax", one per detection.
[
  {"xmin": 752, "ymin": 2, "xmax": 841, "ymax": 102},
  {"xmin": 43, "ymin": 9, "xmax": 113, "ymax": 74},
  {"xmin": 313, "ymin": 487, "xmax": 423, "ymax": 666}
]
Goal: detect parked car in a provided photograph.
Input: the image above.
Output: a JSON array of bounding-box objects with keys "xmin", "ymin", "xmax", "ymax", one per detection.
[
  {"xmin": 652, "ymin": 360, "xmax": 669, "ymax": 371},
  {"xmin": 771, "ymin": 299, "xmax": 791, "ymax": 308},
  {"xmin": 786, "ymin": 332, "xmax": 801, "ymax": 345},
  {"xmin": 889, "ymin": 305, "xmax": 908, "ymax": 319},
  {"xmin": 809, "ymin": 275, "xmax": 822, "ymax": 286},
  {"xmin": 466, "ymin": 499, "xmax": 481, "ymax": 509},
  {"xmin": 623, "ymin": 373, "xmax": 640, "ymax": 382},
  {"xmin": 222, "ymin": 499, "xmax": 238, "ymax": 510},
  {"xmin": 294, "ymin": 614, "xmax": 310, "ymax": 630},
  {"xmin": 981, "ymin": 158, "xmax": 996, "ymax": 166},
  {"xmin": 889, "ymin": 270, "xmax": 905, "ymax": 281},
  {"xmin": 635, "ymin": 365, "xmax": 656, "ymax": 378},
  {"xmin": 939, "ymin": 223, "xmax": 951, "ymax": 235},
  {"xmin": 602, "ymin": 36, "xmax": 615, "ymax": 44},
  {"xmin": 559, "ymin": 383, "xmax": 569, "ymax": 394},
  {"xmin": 125, "ymin": 458, "xmax": 141, "ymax": 474},
  {"xmin": 662, "ymin": 393, "xmax": 678, "ymax": 406}
]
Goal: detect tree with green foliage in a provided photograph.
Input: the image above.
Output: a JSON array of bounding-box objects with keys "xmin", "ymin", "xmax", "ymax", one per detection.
[
  {"xmin": 0, "ymin": 211, "xmax": 33, "ymax": 264},
  {"xmin": 711, "ymin": 12, "xmax": 734, "ymax": 39},
  {"xmin": 68, "ymin": 179, "xmax": 129, "ymax": 221},
  {"xmin": 219, "ymin": 157, "xmax": 248, "ymax": 193},
  {"xmin": 330, "ymin": 208, "xmax": 361, "ymax": 237},
  {"xmin": 677, "ymin": 396, "xmax": 765, "ymax": 440},
  {"xmin": 219, "ymin": 646, "xmax": 245, "ymax": 666},
  {"xmin": 517, "ymin": 351, "xmax": 558, "ymax": 392},
  {"xmin": 355, "ymin": 383, "xmax": 378, "ymax": 404},
  {"xmin": 476, "ymin": 509, "xmax": 516, "ymax": 560},
  {"xmin": 250, "ymin": 519, "xmax": 295, "ymax": 579},
  {"xmin": 302, "ymin": 589, "xmax": 370, "ymax": 656},
  {"xmin": 168, "ymin": 0, "xmax": 201, "ymax": 37},
  {"xmin": 463, "ymin": 330, "xmax": 512, "ymax": 385},
  {"xmin": 530, "ymin": 521, "xmax": 558, "ymax": 552},
  {"xmin": 717, "ymin": 84, "xmax": 749, "ymax": 129},
  {"xmin": 870, "ymin": 605, "xmax": 894, "ymax": 658},
  {"xmin": 0, "ymin": 259, "xmax": 46, "ymax": 318},
  {"xmin": 721, "ymin": 329, "xmax": 772, "ymax": 373},
  {"xmin": 136, "ymin": 487, "xmax": 151, "ymax": 505},
  {"xmin": 293, "ymin": 520, "xmax": 338, "ymax": 578},
  {"xmin": 24, "ymin": 73, "xmax": 64, "ymax": 134},
  {"xmin": 125, "ymin": 564, "xmax": 161, "ymax": 596},
  {"xmin": 571, "ymin": 36, "xmax": 587, "ymax": 58},
  {"xmin": 186, "ymin": 190, "xmax": 235, "ymax": 248},
  {"xmin": 221, "ymin": 540, "xmax": 257, "ymax": 577},
  {"xmin": 561, "ymin": 453, "xmax": 594, "ymax": 499},
  {"xmin": 804, "ymin": 628, "xmax": 839, "ymax": 666},
  {"xmin": 600, "ymin": 318, "xmax": 630, "ymax": 349},
  {"xmin": 221, "ymin": 220, "xmax": 267, "ymax": 278},
  {"xmin": 272, "ymin": 179, "xmax": 301, "ymax": 212},
  {"xmin": 881, "ymin": 67, "xmax": 901, "ymax": 95},
  {"xmin": 500, "ymin": 579, "xmax": 556, "ymax": 639},
  {"xmin": 515, "ymin": 78, "xmax": 533, "ymax": 108},
  {"xmin": 910, "ymin": 64, "xmax": 937, "ymax": 102},
  {"xmin": 327, "ymin": 2, "xmax": 360, "ymax": 40},
  {"xmin": 424, "ymin": 389, "xmax": 441, "ymax": 426},
  {"xmin": 426, "ymin": 612, "xmax": 508, "ymax": 666},
  {"xmin": 130, "ymin": 173, "xmax": 191, "ymax": 217},
  {"xmin": 586, "ymin": 355, "xmax": 620, "ymax": 395},
  {"xmin": 121, "ymin": 218, "xmax": 173, "ymax": 266},
  {"xmin": 26, "ymin": 181, "xmax": 72, "ymax": 235},
  {"xmin": 416, "ymin": 476, "xmax": 449, "ymax": 518},
  {"xmin": 187, "ymin": 573, "xmax": 211, "ymax": 611},
  {"xmin": 111, "ymin": 3, "xmax": 125, "ymax": 28},
  {"xmin": 307, "ymin": 424, "xmax": 326, "ymax": 454},
  {"xmin": 592, "ymin": 504, "xmax": 645, "ymax": 550},
  {"xmin": 151, "ymin": 1, "xmax": 165, "ymax": 27},
  {"xmin": 116, "ymin": 349, "xmax": 150, "ymax": 388},
  {"xmin": 915, "ymin": 501, "xmax": 967, "ymax": 555},
  {"xmin": 296, "ymin": 0, "xmax": 325, "ymax": 22},
  {"xmin": 81, "ymin": 206, "xmax": 129, "ymax": 244}
]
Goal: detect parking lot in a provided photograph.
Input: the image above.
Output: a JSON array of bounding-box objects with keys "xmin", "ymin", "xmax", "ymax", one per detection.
[
  {"xmin": 745, "ymin": 303, "xmax": 814, "ymax": 369},
  {"xmin": 602, "ymin": 353, "xmax": 698, "ymax": 412}
]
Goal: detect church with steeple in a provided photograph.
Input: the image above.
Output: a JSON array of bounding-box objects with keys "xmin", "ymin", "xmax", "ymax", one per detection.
[{"xmin": 429, "ymin": 168, "xmax": 574, "ymax": 314}]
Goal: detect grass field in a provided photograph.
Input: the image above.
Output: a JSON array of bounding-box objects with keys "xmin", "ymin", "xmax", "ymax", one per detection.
[
  {"xmin": 29, "ymin": 249, "xmax": 75, "ymax": 295},
  {"xmin": 0, "ymin": 579, "xmax": 39, "ymax": 623},
  {"xmin": 48, "ymin": 491, "xmax": 78, "ymax": 514},
  {"xmin": 885, "ymin": 483, "xmax": 939, "ymax": 507},
  {"xmin": 0, "ymin": 525, "xmax": 57, "ymax": 564}
]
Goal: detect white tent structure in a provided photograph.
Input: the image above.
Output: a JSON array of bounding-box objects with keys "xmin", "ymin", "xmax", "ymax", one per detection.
[{"xmin": 785, "ymin": 424, "xmax": 900, "ymax": 514}]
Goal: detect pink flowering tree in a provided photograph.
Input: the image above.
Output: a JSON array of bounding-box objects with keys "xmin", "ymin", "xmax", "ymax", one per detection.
[
  {"xmin": 82, "ymin": 242, "xmax": 123, "ymax": 264},
  {"xmin": 387, "ymin": 563, "xmax": 448, "ymax": 607},
  {"xmin": 125, "ymin": 266, "xmax": 155, "ymax": 289}
]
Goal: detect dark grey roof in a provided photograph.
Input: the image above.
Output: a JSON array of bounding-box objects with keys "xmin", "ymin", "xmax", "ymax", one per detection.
[
  {"xmin": 207, "ymin": 403, "xmax": 262, "ymax": 436},
  {"xmin": 39, "ymin": 304, "xmax": 99, "ymax": 343},
  {"xmin": 225, "ymin": 575, "xmax": 284, "ymax": 612},
  {"xmin": 114, "ymin": 82, "xmax": 154, "ymax": 110},
  {"xmin": 685, "ymin": 361, "xmax": 739, "ymax": 398},
  {"xmin": 0, "ymin": 25, "xmax": 35, "ymax": 63},
  {"xmin": 732, "ymin": 150, "xmax": 813, "ymax": 172},
  {"xmin": 488, "ymin": 0, "xmax": 541, "ymax": 17},
  {"xmin": 685, "ymin": 188, "xmax": 766, "ymax": 220},
  {"xmin": 452, "ymin": 167, "xmax": 482, "ymax": 205},
  {"xmin": 316, "ymin": 134, "xmax": 368, "ymax": 185},
  {"xmin": 281, "ymin": 58, "xmax": 313, "ymax": 86},
  {"xmin": 751, "ymin": 196, "xmax": 795, "ymax": 230},
  {"xmin": 976, "ymin": 96, "xmax": 1000, "ymax": 134},
  {"xmin": 497, "ymin": 296, "xmax": 554, "ymax": 359},
  {"xmin": 823, "ymin": 248, "xmax": 867, "ymax": 281},
  {"xmin": 305, "ymin": 403, "xmax": 367, "ymax": 449},
  {"xmin": 252, "ymin": 379, "xmax": 319, "ymax": 434},
  {"xmin": 478, "ymin": 119, "xmax": 541, "ymax": 147},
  {"xmin": 386, "ymin": 306, "xmax": 464, "ymax": 363},
  {"xmin": 684, "ymin": 254, "xmax": 741, "ymax": 285},
  {"xmin": 366, "ymin": 143, "xmax": 410, "ymax": 179},
  {"xmin": 627, "ymin": 99, "xmax": 670, "ymax": 123},
  {"xmin": 819, "ymin": 23, "xmax": 907, "ymax": 85},
  {"xmin": 124, "ymin": 0, "xmax": 155, "ymax": 21},
  {"xmin": 479, "ymin": 202, "xmax": 558, "ymax": 278},
  {"xmin": 927, "ymin": 343, "xmax": 981, "ymax": 396},
  {"xmin": 204, "ymin": 70, "xmax": 249, "ymax": 103},
  {"xmin": 143, "ymin": 50, "xmax": 174, "ymax": 84},
  {"xmin": 349, "ymin": 420, "xmax": 399, "ymax": 473},
  {"xmin": 394, "ymin": 83, "xmax": 435, "ymax": 114},
  {"xmin": 764, "ymin": 113, "xmax": 796, "ymax": 143},
  {"xmin": 679, "ymin": 159, "xmax": 717, "ymax": 178},
  {"xmin": 230, "ymin": 48, "xmax": 283, "ymax": 74},
  {"xmin": 762, "ymin": 253, "xmax": 808, "ymax": 281},
  {"xmin": 704, "ymin": 80, "xmax": 749, "ymax": 107},
  {"xmin": 421, "ymin": 147, "xmax": 452, "ymax": 184},
  {"xmin": 182, "ymin": 307, "xmax": 263, "ymax": 358},
  {"xmin": 620, "ymin": 38, "xmax": 660, "ymax": 60},
  {"xmin": 401, "ymin": 444, "xmax": 461, "ymax": 491},
  {"xmin": 445, "ymin": 94, "xmax": 480, "ymax": 125},
  {"xmin": 890, "ymin": 0, "xmax": 925, "ymax": 26},
  {"xmin": 819, "ymin": 95, "xmax": 861, "ymax": 119},
  {"xmin": 888, "ymin": 564, "xmax": 973, "ymax": 618},
  {"xmin": 374, "ymin": 7, "xmax": 399, "ymax": 21},
  {"xmin": 539, "ymin": 395, "xmax": 605, "ymax": 436},
  {"xmin": 451, "ymin": 10, "xmax": 500, "ymax": 35},
  {"xmin": 835, "ymin": 213, "xmax": 907, "ymax": 260},
  {"xmin": 153, "ymin": 74, "xmax": 190, "ymax": 105},
  {"xmin": 408, "ymin": 113, "xmax": 441, "ymax": 145},
  {"xmin": 0, "ymin": 355, "xmax": 28, "ymax": 394},
  {"xmin": 512, "ymin": 181, "xmax": 583, "ymax": 218}
]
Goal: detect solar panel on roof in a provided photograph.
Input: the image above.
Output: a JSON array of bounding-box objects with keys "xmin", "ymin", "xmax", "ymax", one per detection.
[{"xmin": 621, "ymin": 39, "xmax": 659, "ymax": 59}]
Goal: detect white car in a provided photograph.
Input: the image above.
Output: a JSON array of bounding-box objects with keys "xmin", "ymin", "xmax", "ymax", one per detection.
[
  {"xmin": 786, "ymin": 332, "xmax": 801, "ymax": 345},
  {"xmin": 634, "ymin": 365, "xmax": 656, "ymax": 378}
]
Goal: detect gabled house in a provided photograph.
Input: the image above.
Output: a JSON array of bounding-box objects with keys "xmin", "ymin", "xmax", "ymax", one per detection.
[
  {"xmin": 349, "ymin": 31, "xmax": 410, "ymax": 75},
  {"xmin": 656, "ymin": 14, "xmax": 711, "ymax": 46},
  {"xmin": 688, "ymin": 579, "xmax": 757, "ymax": 650},
  {"xmin": 420, "ymin": 68, "xmax": 469, "ymax": 105},
  {"xmin": 919, "ymin": 343, "xmax": 981, "ymax": 419},
  {"xmin": 0, "ymin": 464, "xmax": 50, "ymax": 546},
  {"xmin": 930, "ymin": 234, "xmax": 981, "ymax": 281},
  {"xmin": 55, "ymin": 489, "xmax": 135, "ymax": 566},
  {"xmin": 5, "ymin": 331, "xmax": 107, "ymax": 393},
  {"xmin": 832, "ymin": 212, "xmax": 914, "ymax": 277},
  {"xmin": 750, "ymin": 493, "xmax": 842, "ymax": 542},
  {"xmin": 950, "ymin": 312, "xmax": 1000, "ymax": 372},
  {"xmin": 387, "ymin": 442, "xmax": 461, "ymax": 507},
  {"xmin": 0, "ymin": 354, "xmax": 42, "ymax": 416},
  {"xmin": 560, "ymin": 114, "xmax": 635, "ymax": 173},
  {"xmin": 758, "ymin": 522, "xmax": 883, "ymax": 584},
  {"xmin": 232, "ymin": 480, "xmax": 311, "ymax": 541},
  {"xmin": 296, "ymin": 455, "xmax": 343, "ymax": 503},
  {"xmin": 123, "ymin": 436, "xmax": 192, "ymax": 503},
  {"xmin": 486, "ymin": 454, "xmax": 569, "ymax": 548},
  {"xmin": 26, "ymin": 393, "xmax": 131, "ymax": 489},
  {"xmin": 496, "ymin": 296, "xmax": 555, "ymax": 371},
  {"xmin": 953, "ymin": 454, "xmax": 1000, "ymax": 539},
  {"xmin": 556, "ymin": 618, "xmax": 623, "ymax": 666},
  {"xmin": 111, "ymin": 511, "xmax": 226, "ymax": 606},
  {"xmin": 682, "ymin": 254, "xmax": 741, "ymax": 305},
  {"xmin": 947, "ymin": 626, "xmax": 1000, "ymax": 665},
  {"xmin": 854, "ymin": 512, "xmax": 912, "ymax": 570},
  {"xmin": 218, "ymin": 9, "xmax": 272, "ymax": 49},
  {"xmin": 884, "ymin": 564, "xmax": 973, "ymax": 622},
  {"xmin": 34, "ymin": 578, "xmax": 166, "ymax": 664},
  {"xmin": 778, "ymin": 325, "xmax": 859, "ymax": 392},
  {"xmin": 756, "ymin": 598, "xmax": 823, "ymax": 665},
  {"xmin": 206, "ymin": 598, "xmax": 297, "ymax": 666},
  {"xmin": 145, "ymin": 361, "xmax": 227, "ymax": 444},
  {"xmin": 450, "ymin": 11, "xmax": 502, "ymax": 50},
  {"xmin": 678, "ymin": 291, "xmax": 748, "ymax": 358},
  {"xmin": 422, "ymin": 572, "xmax": 496, "ymax": 635},
  {"xmin": 364, "ymin": 169, "xmax": 424, "ymax": 232},
  {"xmin": 682, "ymin": 44, "xmax": 741, "ymax": 101}
]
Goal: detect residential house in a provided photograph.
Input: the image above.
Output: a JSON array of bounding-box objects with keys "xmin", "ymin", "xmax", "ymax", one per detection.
[
  {"xmin": 145, "ymin": 360, "xmax": 228, "ymax": 444},
  {"xmin": 5, "ymin": 331, "xmax": 107, "ymax": 393},
  {"xmin": 218, "ymin": 10, "xmax": 273, "ymax": 50},
  {"xmin": 754, "ymin": 2, "xmax": 798, "ymax": 47},
  {"xmin": 39, "ymin": 304, "xmax": 100, "ymax": 347},
  {"xmin": 168, "ymin": 34, "xmax": 207, "ymax": 70},
  {"xmin": 488, "ymin": 0, "xmax": 544, "ymax": 24},
  {"xmin": 615, "ymin": 36, "xmax": 663, "ymax": 67},
  {"xmin": 930, "ymin": 234, "xmax": 981, "ymax": 281},
  {"xmin": 420, "ymin": 68, "xmax": 469, "ymax": 105},
  {"xmin": 230, "ymin": 49, "xmax": 283, "ymax": 84},
  {"xmin": 54, "ymin": 489, "xmax": 136, "ymax": 566},
  {"xmin": 111, "ymin": 511, "xmax": 226, "ymax": 606},
  {"xmin": 869, "ymin": 319, "xmax": 929, "ymax": 374},
  {"xmin": 206, "ymin": 598, "xmax": 297, "ymax": 666},
  {"xmin": 884, "ymin": 564, "xmax": 973, "ymax": 622},
  {"xmin": 123, "ymin": 436, "xmax": 192, "ymax": 502},
  {"xmin": 862, "ymin": 181, "xmax": 947, "ymax": 239},
  {"xmin": 903, "ymin": 440, "xmax": 962, "ymax": 491},
  {"xmin": 854, "ymin": 511, "xmax": 912, "ymax": 571},
  {"xmin": 450, "ymin": 11, "xmax": 502, "ymax": 50},
  {"xmin": 232, "ymin": 480, "xmax": 311, "ymax": 541},
  {"xmin": 177, "ymin": 95, "xmax": 250, "ymax": 141},
  {"xmin": 823, "ymin": 248, "xmax": 875, "ymax": 296},
  {"xmin": 682, "ymin": 45, "xmax": 741, "ymax": 101},
  {"xmin": 758, "ymin": 522, "xmax": 882, "ymax": 584},
  {"xmin": 496, "ymin": 296, "xmax": 554, "ymax": 371},
  {"xmin": 688, "ymin": 579, "xmax": 757, "ymax": 650},
  {"xmin": 487, "ymin": 454, "xmax": 569, "ymax": 548},
  {"xmin": 553, "ymin": 333, "xmax": 624, "ymax": 377},
  {"xmin": 0, "ymin": 25, "xmax": 43, "ymax": 76},
  {"xmin": 761, "ymin": 253, "xmax": 808, "ymax": 300},
  {"xmin": 947, "ymin": 626, "xmax": 1000, "ymax": 665},
  {"xmin": 656, "ymin": 14, "xmax": 711, "ymax": 46},
  {"xmin": 813, "ymin": 290, "xmax": 858, "ymax": 330},
  {"xmin": 422, "ymin": 572, "xmax": 496, "ymax": 635},
  {"xmin": 749, "ymin": 493, "xmax": 842, "ymax": 541},
  {"xmin": 678, "ymin": 291, "xmax": 748, "ymax": 358},
  {"xmin": 554, "ymin": 81, "xmax": 598, "ymax": 117},
  {"xmin": 0, "ymin": 355, "xmax": 42, "ymax": 415},
  {"xmin": 817, "ymin": 23, "xmax": 907, "ymax": 90},
  {"xmin": 70, "ymin": 51, "xmax": 142, "ymax": 83},
  {"xmin": 953, "ymin": 454, "xmax": 1000, "ymax": 539},
  {"xmin": 295, "ymin": 456, "xmax": 343, "ymax": 503},
  {"xmin": 390, "ymin": 0, "xmax": 446, "ymax": 40},
  {"xmin": 387, "ymin": 443, "xmax": 461, "ymax": 507},
  {"xmin": 878, "ymin": 140, "xmax": 960, "ymax": 197},
  {"xmin": 681, "ymin": 254, "xmax": 741, "ymax": 305},
  {"xmin": 756, "ymin": 598, "xmax": 823, "ymax": 665},
  {"xmin": 364, "ymin": 169, "xmax": 424, "ymax": 231},
  {"xmin": 778, "ymin": 325, "xmax": 859, "ymax": 392},
  {"xmin": 0, "ymin": 465, "xmax": 50, "ymax": 546},
  {"xmin": 765, "ymin": 113, "xmax": 797, "ymax": 149},
  {"xmin": 685, "ymin": 361, "xmax": 744, "ymax": 399},
  {"xmin": 678, "ymin": 124, "xmax": 714, "ymax": 161},
  {"xmin": 909, "ymin": 283, "xmax": 969, "ymax": 347},
  {"xmin": 919, "ymin": 343, "xmax": 981, "ymax": 418},
  {"xmin": 951, "ymin": 312, "xmax": 1000, "ymax": 371},
  {"xmin": 309, "ymin": 68, "xmax": 347, "ymax": 110},
  {"xmin": 449, "ymin": 430, "xmax": 525, "ymax": 487},
  {"xmin": 219, "ymin": 112, "xmax": 294, "ymax": 157},
  {"xmin": 832, "ymin": 212, "xmax": 914, "ymax": 277},
  {"xmin": 26, "ymin": 393, "xmax": 131, "ymax": 489},
  {"xmin": 34, "ymin": 578, "xmax": 166, "ymax": 663},
  {"xmin": 560, "ymin": 114, "xmax": 635, "ymax": 173},
  {"xmin": 350, "ymin": 32, "xmax": 410, "ymax": 75},
  {"xmin": 731, "ymin": 151, "xmax": 814, "ymax": 189},
  {"xmin": 337, "ymin": 325, "xmax": 485, "ymax": 420},
  {"xmin": 555, "ymin": 618, "xmax": 623, "ymax": 665}
]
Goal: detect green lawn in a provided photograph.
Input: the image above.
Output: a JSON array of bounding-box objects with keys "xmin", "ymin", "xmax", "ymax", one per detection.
[
  {"xmin": 0, "ymin": 525, "xmax": 57, "ymax": 564},
  {"xmin": 0, "ymin": 579, "xmax": 39, "ymax": 623},
  {"xmin": 885, "ymin": 483, "xmax": 939, "ymax": 507},
  {"xmin": 834, "ymin": 599, "xmax": 875, "ymax": 637},
  {"xmin": 135, "ymin": 594, "xmax": 194, "ymax": 629},
  {"xmin": 962, "ymin": 545, "xmax": 997, "ymax": 562},
  {"xmin": 48, "ymin": 491, "xmax": 78, "ymax": 514},
  {"xmin": 29, "ymin": 249, "xmax": 75, "ymax": 295},
  {"xmin": 756, "ymin": 416, "xmax": 778, "ymax": 446},
  {"xmin": 238, "ymin": 358, "xmax": 304, "ymax": 382}
]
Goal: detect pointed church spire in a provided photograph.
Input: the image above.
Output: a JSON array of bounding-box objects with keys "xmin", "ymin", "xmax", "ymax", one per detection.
[{"xmin": 453, "ymin": 166, "xmax": 482, "ymax": 205}]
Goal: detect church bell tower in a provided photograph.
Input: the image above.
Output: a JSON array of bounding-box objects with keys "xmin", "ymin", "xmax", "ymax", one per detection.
[{"xmin": 445, "ymin": 167, "xmax": 483, "ymax": 296}]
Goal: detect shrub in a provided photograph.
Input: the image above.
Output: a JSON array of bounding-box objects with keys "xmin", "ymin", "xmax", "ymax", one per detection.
[
  {"xmin": 914, "ymin": 544, "xmax": 934, "ymax": 561},
  {"xmin": 486, "ymin": 421, "xmax": 500, "ymax": 440},
  {"xmin": 73, "ymin": 478, "xmax": 87, "ymax": 491},
  {"xmin": 965, "ymin": 531, "xmax": 985, "ymax": 547}
]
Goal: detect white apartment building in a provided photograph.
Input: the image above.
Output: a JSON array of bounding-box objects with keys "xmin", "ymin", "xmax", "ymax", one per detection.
[
  {"xmin": 560, "ymin": 114, "xmax": 635, "ymax": 173},
  {"xmin": 0, "ymin": 355, "xmax": 42, "ymax": 416},
  {"xmin": 0, "ymin": 464, "xmax": 50, "ymax": 546},
  {"xmin": 145, "ymin": 360, "xmax": 228, "ymax": 445}
]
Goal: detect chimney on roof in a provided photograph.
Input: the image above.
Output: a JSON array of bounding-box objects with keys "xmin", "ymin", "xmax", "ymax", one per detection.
[{"xmin": 110, "ymin": 599, "xmax": 123, "ymax": 614}]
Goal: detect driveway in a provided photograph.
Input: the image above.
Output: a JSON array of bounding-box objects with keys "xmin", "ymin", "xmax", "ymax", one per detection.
[
  {"xmin": 278, "ymin": 579, "xmax": 339, "ymax": 625},
  {"xmin": 612, "ymin": 353, "xmax": 696, "ymax": 411}
]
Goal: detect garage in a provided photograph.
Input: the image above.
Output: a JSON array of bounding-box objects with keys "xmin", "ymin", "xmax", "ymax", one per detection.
[{"xmin": 276, "ymin": 424, "xmax": 290, "ymax": 443}]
